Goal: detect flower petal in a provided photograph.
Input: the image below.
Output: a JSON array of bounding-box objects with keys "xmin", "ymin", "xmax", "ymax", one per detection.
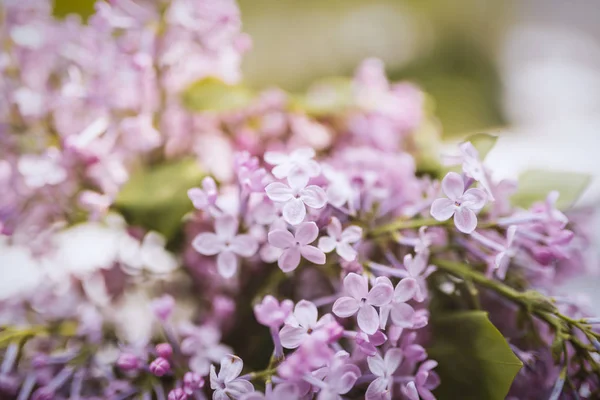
[
  {"xmin": 278, "ymin": 248, "xmax": 301, "ymax": 272},
  {"xmin": 336, "ymin": 242, "xmax": 357, "ymax": 262},
  {"xmin": 441, "ymin": 172, "xmax": 465, "ymax": 200},
  {"xmin": 188, "ymin": 187, "xmax": 208, "ymax": 209},
  {"xmin": 336, "ymin": 370, "xmax": 360, "ymax": 394},
  {"xmin": 192, "ymin": 233, "xmax": 225, "ymax": 255},
  {"xmin": 454, "ymin": 207, "xmax": 478, "ymax": 233},
  {"xmin": 230, "ymin": 234, "xmax": 258, "ymax": 257},
  {"xmin": 225, "ymin": 378, "xmax": 254, "ymax": 396},
  {"xmin": 215, "ymin": 215, "xmax": 239, "ymax": 240},
  {"xmin": 394, "ymin": 278, "xmax": 418, "ymax": 303},
  {"xmin": 291, "ymin": 147, "xmax": 316, "ymax": 160},
  {"xmin": 384, "ymin": 348, "xmax": 403, "ymax": 374},
  {"xmin": 217, "ymin": 251, "xmax": 238, "ymax": 278},
  {"xmin": 300, "ymin": 245, "xmax": 326, "ymax": 265},
  {"xmin": 327, "ymin": 217, "xmax": 343, "ymax": 239},
  {"xmin": 341, "ymin": 226, "xmax": 362, "ymax": 243},
  {"xmin": 402, "ymin": 382, "xmax": 419, "ymax": 400},
  {"xmin": 299, "ymin": 185, "xmax": 327, "ymax": 209},
  {"xmin": 318, "ymin": 236, "xmax": 337, "ymax": 253},
  {"xmin": 390, "ymin": 303, "xmax": 415, "ymax": 328},
  {"xmin": 462, "ymin": 188, "xmax": 487, "ymax": 211},
  {"xmin": 294, "ymin": 221, "xmax": 319, "ymax": 245},
  {"xmin": 265, "ymin": 182, "xmax": 294, "ymax": 202},
  {"xmin": 268, "ymin": 229, "xmax": 295, "ymax": 249},
  {"xmin": 367, "ymin": 283, "xmax": 394, "ymax": 306},
  {"xmin": 282, "ymin": 198, "xmax": 306, "ymax": 225},
  {"xmin": 366, "ymin": 354, "xmax": 386, "ymax": 377},
  {"xmin": 264, "ymin": 151, "xmax": 287, "ymax": 165},
  {"xmin": 344, "ymin": 273, "xmax": 368, "ymax": 300},
  {"xmin": 332, "ymin": 297, "xmax": 360, "ymax": 318},
  {"xmin": 357, "ymin": 304, "xmax": 379, "ymax": 335},
  {"xmin": 430, "ymin": 198, "xmax": 455, "ymax": 221},
  {"xmin": 365, "ymin": 377, "xmax": 388, "ymax": 400},
  {"xmin": 279, "ymin": 325, "xmax": 307, "ymax": 349},
  {"xmin": 218, "ymin": 355, "xmax": 244, "ymax": 383},
  {"xmin": 272, "ymin": 163, "xmax": 293, "ymax": 180},
  {"xmin": 294, "ymin": 300, "xmax": 318, "ymax": 328},
  {"xmin": 210, "ymin": 364, "xmax": 219, "ymax": 389}
]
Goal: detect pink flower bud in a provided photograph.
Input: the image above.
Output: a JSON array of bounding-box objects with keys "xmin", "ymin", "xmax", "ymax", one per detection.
[
  {"xmin": 155, "ymin": 343, "xmax": 173, "ymax": 359},
  {"xmin": 183, "ymin": 372, "xmax": 205, "ymax": 394},
  {"xmin": 168, "ymin": 388, "xmax": 188, "ymax": 400},
  {"xmin": 116, "ymin": 353, "xmax": 140, "ymax": 371},
  {"xmin": 151, "ymin": 295, "xmax": 175, "ymax": 321},
  {"xmin": 149, "ymin": 357, "xmax": 170, "ymax": 377}
]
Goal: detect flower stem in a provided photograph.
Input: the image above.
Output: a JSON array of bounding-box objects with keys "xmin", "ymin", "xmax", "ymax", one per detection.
[{"xmin": 368, "ymin": 218, "xmax": 448, "ymax": 237}]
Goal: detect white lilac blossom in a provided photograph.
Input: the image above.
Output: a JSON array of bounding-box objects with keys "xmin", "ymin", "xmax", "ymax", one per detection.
[
  {"xmin": 278, "ymin": 300, "xmax": 338, "ymax": 349},
  {"xmin": 192, "ymin": 214, "xmax": 258, "ymax": 278},
  {"xmin": 365, "ymin": 348, "xmax": 403, "ymax": 400},
  {"xmin": 430, "ymin": 171, "xmax": 487, "ymax": 233},
  {"xmin": 264, "ymin": 175, "xmax": 327, "ymax": 225},
  {"xmin": 318, "ymin": 217, "xmax": 363, "ymax": 261},
  {"xmin": 264, "ymin": 147, "xmax": 321, "ymax": 187},
  {"xmin": 210, "ymin": 356, "xmax": 254, "ymax": 400},
  {"xmin": 267, "ymin": 222, "xmax": 326, "ymax": 272}
]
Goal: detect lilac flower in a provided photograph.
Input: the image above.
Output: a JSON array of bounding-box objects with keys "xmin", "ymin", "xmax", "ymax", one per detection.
[
  {"xmin": 17, "ymin": 150, "xmax": 67, "ymax": 188},
  {"xmin": 430, "ymin": 172, "xmax": 487, "ymax": 233},
  {"xmin": 402, "ymin": 253, "xmax": 434, "ymax": 303},
  {"xmin": 378, "ymin": 276, "xmax": 418, "ymax": 329},
  {"xmin": 278, "ymin": 335, "xmax": 334, "ymax": 380},
  {"xmin": 457, "ymin": 141, "xmax": 495, "ymax": 200},
  {"xmin": 279, "ymin": 300, "xmax": 338, "ymax": 349},
  {"xmin": 313, "ymin": 351, "xmax": 361, "ymax": 400},
  {"xmin": 401, "ymin": 360, "xmax": 440, "ymax": 400},
  {"xmin": 210, "ymin": 355, "xmax": 254, "ymax": 400},
  {"xmin": 180, "ymin": 324, "xmax": 232, "ymax": 376},
  {"xmin": 354, "ymin": 330, "xmax": 388, "ymax": 356},
  {"xmin": 188, "ymin": 177, "xmax": 218, "ymax": 211},
  {"xmin": 322, "ymin": 165, "xmax": 354, "ymax": 209},
  {"xmin": 253, "ymin": 295, "xmax": 294, "ymax": 329},
  {"xmin": 155, "ymin": 343, "xmax": 173, "ymax": 358},
  {"xmin": 192, "ymin": 214, "xmax": 258, "ymax": 278},
  {"xmin": 168, "ymin": 388, "xmax": 188, "ymax": 400},
  {"xmin": 332, "ymin": 273, "xmax": 393, "ymax": 335},
  {"xmin": 151, "ymin": 294, "xmax": 175, "ymax": 322},
  {"xmin": 183, "ymin": 371, "xmax": 205, "ymax": 395},
  {"xmin": 318, "ymin": 217, "xmax": 362, "ymax": 261},
  {"xmin": 265, "ymin": 176, "xmax": 327, "ymax": 225},
  {"xmin": 241, "ymin": 383, "xmax": 300, "ymax": 400},
  {"xmin": 267, "ymin": 222, "xmax": 326, "ymax": 272},
  {"xmin": 365, "ymin": 348, "xmax": 403, "ymax": 400},
  {"xmin": 494, "ymin": 226, "xmax": 518, "ymax": 279},
  {"xmin": 264, "ymin": 147, "xmax": 321, "ymax": 187}
]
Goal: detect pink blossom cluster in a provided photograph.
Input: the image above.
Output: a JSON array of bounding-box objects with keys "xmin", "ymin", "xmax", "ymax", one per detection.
[{"xmin": 0, "ymin": 1, "xmax": 598, "ymax": 399}]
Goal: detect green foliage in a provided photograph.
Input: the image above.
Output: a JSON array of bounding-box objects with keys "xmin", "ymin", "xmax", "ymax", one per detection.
[
  {"xmin": 427, "ymin": 311, "xmax": 522, "ymax": 400},
  {"xmin": 511, "ymin": 169, "xmax": 591, "ymax": 210},
  {"xmin": 115, "ymin": 159, "xmax": 204, "ymax": 240},
  {"xmin": 181, "ymin": 78, "xmax": 254, "ymax": 112},
  {"xmin": 52, "ymin": 0, "xmax": 96, "ymax": 22},
  {"xmin": 463, "ymin": 132, "xmax": 498, "ymax": 159},
  {"xmin": 292, "ymin": 77, "xmax": 353, "ymax": 116}
]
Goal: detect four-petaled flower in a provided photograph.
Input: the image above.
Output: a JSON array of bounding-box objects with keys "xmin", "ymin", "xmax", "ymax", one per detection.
[
  {"xmin": 279, "ymin": 300, "xmax": 337, "ymax": 349},
  {"xmin": 401, "ymin": 360, "xmax": 439, "ymax": 400},
  {"xmin": 365, "ymin": 348, "xmax": 403, "ymax": 400},
  {"xmin": 210, "ymin": 355, "xmax": 254, "ymax": 400},
  {"xmin": 318, "ymin": 217, "xmax": 362, "ymax": 261},
  {"xmin": 332, "ymin": 273, "xmax": 393, "ymax": 335},
  {"xmin": 268, "ymin": 222, "xmax": 326, "ymax": 272},
  {"xmin": 265, "ymin": 176, "xmax": 327, "ymax": 226},
  {"xmin": 253, "ymin": 295, "xmax": 294, "ymax": 330},
  {"xmin": 313, "ymin": 350, "xmax": 361, "ymax": 400},
  {"xmin": 430, "ymin": 172, "xmax": 487, "ymax": 233},
  {"xmin": 192, "ymin": 214, "xmax": 258, "ymax": 278},
  {"xmin": 378, "ymin": 276, "xmax": 418, "ymax": 329},
  {"xmin": 264, "ymin": 147, "xmax": 321, "ymax": 187},
  {"xmin": 188, "ymin": 176, "xmax": 218, "ymax": 211}
]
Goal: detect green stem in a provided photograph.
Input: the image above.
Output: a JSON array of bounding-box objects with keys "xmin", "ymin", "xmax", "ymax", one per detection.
[
  {"xmin": 368, "ymin": 218, "xmax": 448, "ymax": 237},
  {"xmin": 248, "ymin": 367, "xmax": 278, "ymax": 381}
]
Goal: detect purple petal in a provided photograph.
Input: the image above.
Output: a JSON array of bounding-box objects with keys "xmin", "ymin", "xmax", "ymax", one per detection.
[
  {"xmin": 278, "ymin": 248, "xmax": 301, "ymax": 272},
  {"xmin": 225, "ymin": 378, "xmax": 254, "ymax": 396},
  {"xmin": 343, "ymin": 273, "xmax": 368, "ymax": 300},
  {"xmin": 295, "ymin": 221, "xmax": 319, "ymax": 245},
  {"xmin": 188, "ymin": 187, "xmax": 208, "ymax": 209},
  {"xmin": 287, "ymin": 169, "xmax": 310, "ymax": 191},
  {"xmin": 299, "ymin": 185, "xmax": 327, "ymax": 209},
  {"xmin": 394, "ymin": 278, "xmax": 418, "ymax": 302},
  {"xmin": 341, "ymin": 226, "xmax": 362, "ymax": 243},
  {"xmin": 366, "ymin": 354, "xmax": 386, "ymax": 377},
  {"xmin": 506, "ymin": 225, "xmax": 517, "ymax": 246},
  {"xmin": 462, "ymin": 188, "xmax": 487, "ymax": 211},
  {"xmin": 265, "ymin": 182, "xmax": 294, "ymax": 202},
  {"xmin": 279, "ymin": 325, "xmax": 307, "ymax": 349},
  {"xmin": 390, "ymin": 303, "xmax": 415, "ymax": 328},
  {"xmin": 268, "ymin": 229, "xmax": 295, "ymax": 249},
  {"xmin": 365, "ymin": 377, "xmax": 388, "ymax": 400},
  {"xmin": 441, "ymin": 172, "xmax": 465, "ymax": 200},
  {"xmin": 231, "ymin": 234, "xmax": 258, "ymax": 257},
  {"xmin": 300, "ymin": 245, "xmax": 326, "ymax": 265},
  {"xmin": 402, "ymin": 382, "xmax": 419, "ymax": 400},
  {"xmin": 294, "ymin": 300, "xmax": 318, "ymax": 328},
  {"xmin": 357, "ymin": 304, "xmax": 379, "ymax": 335},
  {"xmin": 454, "ymin": 207, "xmax": 478, "ymax": 233},
  {"xmin": 215, "ymin": 215, "xmax": 239, "ymax": 240},
  {"xmin": 332, "ymin": 297, "xmax": 360, "ymax": 318},
  {"xmin": 336, "ymin": 371, "xmax": 360, "ymax": 394},
  {"xmin": 217, "ymin": 251, "xmax": 238, "ymax": 278},
  {"xmin": 367, "ymin": 283, "xmax": 394, "ymax": 307},
  {"xmin": 192, "ymin": 233, "xmax": 224, "ymax": 255},
  {"xmin": 430, "ymin": 198, "xmax": 455, "ymax": 221},
  {"xmin": 218, "ymin": 355, "xmax": 244, "ymax": 383},
  {"xmin": 272, "ymin": 383, "xmax": 300, "ymax": 398},
  {"xmin": 209, "ymin": 364, "xmax": 219, "ymax": 389},
  {"xmin": 318, "ymin": 236, "xmax": 337, "ymax": 253},
  {"xmin": 282, "ymin": 198, "xmax": 306, "ymax": 225},
  {"xmin": 336, "ymin": 242, "xmax": 357, "ymax": 262},
  {"xmin": 384, "ymin": 348, "xmax": 403, "ymax": 374},
  {"xmin": 327, "ymin": 217, "xmax": 343, "ymax": 239}
]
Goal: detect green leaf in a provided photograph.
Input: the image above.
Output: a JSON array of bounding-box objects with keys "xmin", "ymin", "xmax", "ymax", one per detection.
[
  {"xmin": 511, "ymin": 169, "xmax": 591, "ymax": 210},
  {"xmin": 427, "ymin": 310, "xmax": 522, "ymax": 400},
  {"xmin": 463, "ymin": 133, "xmax": 498, "ymax": 159},
  {"xmin": 181, "ymin": 78, "xmax": 253, "ymax": 112},
  {"xmin": 292, "ymin": 76, "xmax": 353, "ymax": 116},
  {"xmin": 52, "ymin": 0, "xmax": 96, "ymax": 22},
  {"xmin": 115, "ymin": 159, "xmax": 204, "ymax": 240}
]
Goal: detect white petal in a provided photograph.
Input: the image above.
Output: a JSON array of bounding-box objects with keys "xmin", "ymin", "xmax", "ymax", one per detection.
[
  {"xmin": 367, "ymin": 354, "xmax": 386, "ymax": 377},
  {"xmin": 344, "ymin": 273, "xmax": 368, "ymax": 300},
  {"xmin": 341, "ymin": 226, "xmax": 362, "ymax": 243},
  {"xmin": 282, "ymin": 198, "xmax": 306, "ymax": 225},
  {"xmin": 336, "ymin": 242, "xmax": 357, "ymax": 262},
  {"xmin": 430, "ymin": 198, "xmax": 455, "ymax": 221},
  {"xmin": 218, "ymin": 355, "xmax": 244, "ymax": 383},
  {"xmin": 454, "ymin": 207, "xmax": 478, "ymax": 234},
  {"xmin": 357, "ymin": 304, "xmax": 379, "ymax": 335},
  {"xmin": 384, "ymin": 348, "xmax": 403, "ymax": 374},
  {"xmin": 230, "ymin": 235, "xmax": 258, "ymax": 257},
  {"xmin": 279, "ymin": 325, "xmax": 308, "ymax": 349},
  {"xmin": 441, "ymin": 172, "xmax": 465, "ymax": 200},
  {"xmin": 462, "ymin": 188, "xmax": 487, "ymax": 211},
  {"xmin": 265, "ymin": 182, "xmax": 294, "ymax": 203},
  {"xmin": 217, "ymin": 251, "xmax": 238, "ymax": 278},
  {"xmin": 215, "ymin": 214, "xmax": 239, "ymax": 240},
  {"xmin": 294, "ymin": 221, "xmax": 319, "ymax": 245},
  {"xmin": 318, "ymin": 236, "xmax": 337, "ymax": 253},
  {"xmin": 294, "ymin": 300, "xmax": 318, "ymax": 328},
  {"xmin": 332, "ymin": 297, "xmax": 360, "ymax": 318},
  {"xmin": 192, "ymin": 233, "xmax": 225, "ymax": 255},
  {"xmin": 267, "ymin": 229, "xmax": 295, "ymax": 249},
  {"xmin": 299, "ymin": 245, "xmax": 326, "ymax": 265},
  {"xmin": 278, "ymin": 248, "xmax": 301, "ymax": 272},
  {"xmin": 299, "ymin": 185, "xmax": 327, "ymax": 209}
]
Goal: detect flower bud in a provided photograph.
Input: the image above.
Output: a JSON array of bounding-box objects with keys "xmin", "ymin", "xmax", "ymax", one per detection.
[
  {"xmin": 149, "ymin": 357, "xmax": 170, "ymax": 377},
  {"xmin": 155, "ymin": 343, "xmax": 173, "ymax": 359},
  {"xmin": 116, "ymin": 353, "xmax": 140, "ymax": 371},
  {"xmin": 168, "ymin": 388, "xmax": 188, "ymax": 400}
]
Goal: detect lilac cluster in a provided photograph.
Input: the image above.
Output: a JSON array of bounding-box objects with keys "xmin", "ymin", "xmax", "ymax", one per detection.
[{"xmin": 0, "ymin": 0, "xmax": 599, "ymax": 399}]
